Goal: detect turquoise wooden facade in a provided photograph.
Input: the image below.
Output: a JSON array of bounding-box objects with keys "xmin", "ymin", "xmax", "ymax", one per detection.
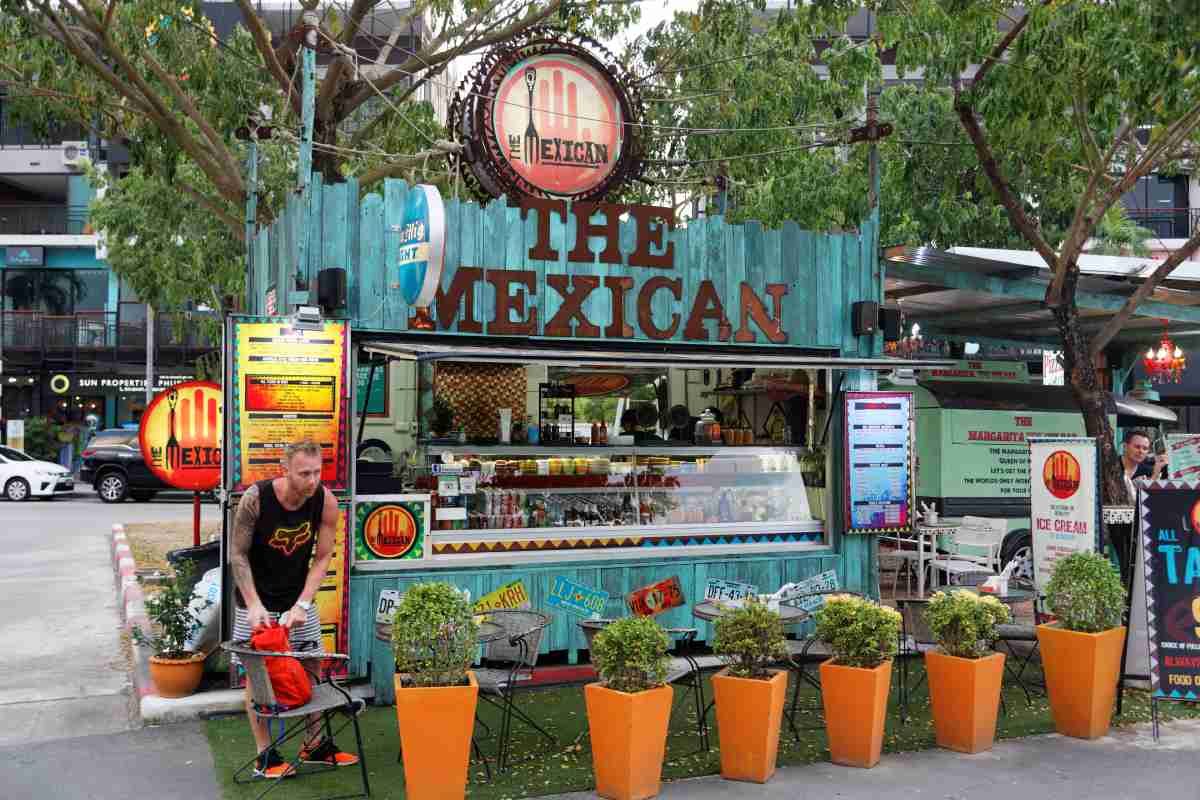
[{"xmin": 246, "ymin": 176, "xmax": 885, "ymax": 696}]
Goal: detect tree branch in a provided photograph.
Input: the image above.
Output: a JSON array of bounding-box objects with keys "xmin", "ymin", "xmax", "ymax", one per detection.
[
  {"xmin": 234, "ymin": 0, "xmax": 295, "ymax": 99},
  {"xmin": 1089, "ymin": 226, "xmax": 1200, "ymax": 357},
  {"xmin": 355, "ymin": 140, "xmax": 461, "ymax": 191},
  {"xmin": 179, "ymin": 181, "xmax": 245, "ymax": 241},
  {"xmin": 965, "ymin": 5, "xmax": 1033, "ymax": 90}
]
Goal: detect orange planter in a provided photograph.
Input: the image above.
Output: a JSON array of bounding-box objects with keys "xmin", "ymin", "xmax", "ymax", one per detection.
[
  {"xmin": 712, "ymin": 668, "xmax": 788, "ymax": 783},
  {"xmin": 585, "ymin": 682, "xmax": 673, "ymax": 800},
  {"xmin": 925, "ymin": 650, "xmax": 1005, "ymax": 753},
  {"xmin": 394, "ymin": 671, "xmax": 478, "ymax": 800},
  {"xmin": 818, "ymin": 659, "xmax": 892, "ymax": 768},
  {"xmin": 1037, "ymin": 623, "xmax": 1126, "ymax": 739},
  {"xmin": 148, "ymin": 653, "xmax": 205, "ymax": 698}
]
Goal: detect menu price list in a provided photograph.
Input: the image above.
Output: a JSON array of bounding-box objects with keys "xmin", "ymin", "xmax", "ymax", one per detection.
[{"xmin": 845, "ymin": 393, "xmax": 912, "ymax": 532}]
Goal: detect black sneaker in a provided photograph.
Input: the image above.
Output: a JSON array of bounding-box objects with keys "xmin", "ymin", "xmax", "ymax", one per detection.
[
  {"xmin": 299, "ymin": 737, "xmax": 360, "ymax": 766},
  {"xmin": 253, "ymin": 748, "xmax": 296, "ymax": 779}
]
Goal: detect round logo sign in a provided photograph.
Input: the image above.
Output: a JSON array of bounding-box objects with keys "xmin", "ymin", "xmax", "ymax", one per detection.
[
  {"xmin": 450, "ymin": 29, "xmax": 644, "ymax": 202},
  {"xmin": 492, "ymin": 54, "xmax": 623, "ymax": 198},
  {"xmin": 363, "ymin": 504, "xmax": 420, "ymax": 559},
  {"xmin": 1189, "ymin": 499, "xmax": 1200, "ymax": 534},
  {"xmin": 396, "ymin": 184, "xmax": 445, "ymax": 307},
  {"xmin": 50, "ymin": 374, "xmax": 70, "ymax": 395},
  {"xmin": 138, "ymin": 380, "xmax": 222, "ymax": 491},
  {"xmin": 1042, "ymin": 449, "xmax": 1082, "ymax": 500}
]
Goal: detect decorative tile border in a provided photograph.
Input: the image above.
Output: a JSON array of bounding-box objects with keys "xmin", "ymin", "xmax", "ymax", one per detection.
[{"xmin": 431, "ymin": 529, "xmax": 822, "ymax": 556}]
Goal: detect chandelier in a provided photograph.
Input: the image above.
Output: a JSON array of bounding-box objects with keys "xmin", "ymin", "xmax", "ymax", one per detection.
[{"xmin": 1142, "ymin": 325, "xmax": 1186, "ymax": 384}]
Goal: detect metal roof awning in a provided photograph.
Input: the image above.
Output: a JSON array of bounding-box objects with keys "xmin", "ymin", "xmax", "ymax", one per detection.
[
  {"xmin": 361, "ymin": 339, "xmax": 956, "ymax": 371},
  {"xmin": 919, "ymin": 380, "xmax": 1176, "ymax": 423}
]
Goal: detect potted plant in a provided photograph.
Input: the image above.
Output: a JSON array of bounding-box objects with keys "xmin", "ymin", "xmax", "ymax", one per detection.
[
  {"xmin": 813, "ymin": 595, "xmax": 901, "ymax": 768},
  {"xmin": 711, "ymin": 599, "xmax": 790, "ymax": 782},
  {"xmin": 585, "ymin": 616, "xmax": 673, "ymax": 800},
  {"xmin": 923, "ymin": 591, "xmax": 1011, "ymax": 753},
  {"xmin": 392, "ymin": 582, "xmax": 479, "ymax": 800},
  {"xmin": 428, "ymin": 396, "xmax": 456, "ymax": 438},
  {"xmin": 1036, "ymin": 551, "xmax": 1127, "ymax": 739},
  {"xmin": 131, "ymin": 562, "xmax": 210, "ymax": 698}
]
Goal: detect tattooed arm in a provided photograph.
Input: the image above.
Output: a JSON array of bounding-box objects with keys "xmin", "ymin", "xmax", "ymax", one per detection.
[{"xmin": 231, "ymin": 484, "xmax": 269, "ymax": 629}]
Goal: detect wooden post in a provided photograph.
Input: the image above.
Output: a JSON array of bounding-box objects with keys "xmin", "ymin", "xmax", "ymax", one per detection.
[
  {"xmin": 297, "ymin": 12, "xmax": 318, "ymax": 193},
  {"xmin": 244, "ymin": 137, "xmax": 258, "ymax": 310}
]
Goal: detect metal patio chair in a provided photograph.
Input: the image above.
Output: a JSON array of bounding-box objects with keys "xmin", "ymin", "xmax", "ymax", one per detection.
[
  {"xmin": 222, "ymin": 641, "xmax": 369, "ymax": 800},
  {"xmin": 474, "ymin": 609, "xmax": 555, "ymax": 772},
  {"xmin": 994, "ymin": 622, "xmax": 1044, "ymax": 706},
  {"xmin": 895, "ymin": 598, "xmax": 938, "ymax": 723}
]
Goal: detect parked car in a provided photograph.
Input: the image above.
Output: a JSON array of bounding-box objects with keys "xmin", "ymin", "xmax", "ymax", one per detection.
[
  {"xmin": 0, "ymin": 445, "xmax": 74, "ymax": 501},
  {"xmin": 80, "ymin": 428, "xmax": 167, "ymax": 503}
]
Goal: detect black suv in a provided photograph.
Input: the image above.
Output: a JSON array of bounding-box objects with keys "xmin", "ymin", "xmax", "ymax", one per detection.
[{"xmin": 80, "ymin": 428, "xmax": 169, "ymax": 503}]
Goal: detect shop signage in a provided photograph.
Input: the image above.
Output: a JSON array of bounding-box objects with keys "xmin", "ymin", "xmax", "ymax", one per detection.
[
  {"xmin": 703, "ymin": 578, "xmax": 758, "ymax": 604},
  {"xmin": 227, "ymin": 317, "xmax": 349, "ymax": 492},
  {"xmin": 355, "ymin": 365, "xmax": 388, "ymax": 416},
  {"xmin": 924, "ymin": 360, "xmax": 1031, "ymax": 383},
  {"xmin": 547, "ymin": 576, "xmax": 609, "ymax": 618},
  {"xmin": 844, "ymin": 392, "xmax": 914, "ymax": 535},
  {"xmin": 1167, "ymin": 435, "xmax": 1200, "ymax": 481},
  {"xmin": 450, "ymin": 30, "xmax": 644, "ymax": 201},
  {"xmin": 430, "ymin": 198, "xmax": 789, "ymax": 345},
  {"xmin": 394, "ymin": 184, "xmax": 445, "ymax": 307},
  {"xmin": 354, "ymin": 497, "xmax": 427, "ymax": 563},
  {"xmin": 1029, "ymin": 438, "xmax": 1100, "ymax": 599},
  {"xmin": 473, "ymin": 579, "xmax": 531, "ymax": 613},
  {"xmin": 73, "ymin": 374, "xmax": 192, "ymax": 393},
  {"xmin": 627, "ymin": 576, "xmax": 684, "ymax": 617},
  {"xmin": 138, "ymin": 380, "xmax": 222, "ymax": 491},
  {"xmin": 1137, "ymin": 483, "xmax": 1200, "ymax": 701},
  {"xmin": 49, "ymin": 374, "xmax": 70, "ymax": 395},
  {"xmin": 5, "ymin": 246, "xmax": 44, "ymax": 266},
  {"xmin": 361, "ymin": 503, "xmax": 422, "ymax": 559},
  {"xmin": 317, "ymin": 503, "xmax": 352, "ymax": 676},
  {"xmin": 1042, "ymin": 351, "xmax": 1064, "ymax": 386}
]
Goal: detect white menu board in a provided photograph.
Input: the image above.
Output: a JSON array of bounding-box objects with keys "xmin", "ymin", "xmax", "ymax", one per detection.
[{"xmin": 844, "ymin": 391, "xmax": 914, "ymax": 534}]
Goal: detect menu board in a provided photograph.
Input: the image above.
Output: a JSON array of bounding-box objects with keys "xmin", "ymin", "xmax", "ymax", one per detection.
[
  {"xmin": 227, "ymin": 317, "xmax": 350, "ymax": 492},
  {"xmin": 844, "ymin": 391, "xmax": 914, "ymax": 534},
  {"xmin": 355, "ymin": 364, "xmax": 388, "ymax": 416},
  {"xmin": 1138, "ymin": 482, "xmax": 1200, "ymax": 701}
]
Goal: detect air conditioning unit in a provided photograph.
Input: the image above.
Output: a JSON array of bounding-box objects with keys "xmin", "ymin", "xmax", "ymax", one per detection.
[{"xmin": 61, "ymin": 141, "xmax": 89, "ymax": 167}]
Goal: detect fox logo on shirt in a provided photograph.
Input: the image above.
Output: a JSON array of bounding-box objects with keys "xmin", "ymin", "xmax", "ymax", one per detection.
[{"xmin": 268, "ymin": 522, "xmax": 313, "ymax": 556}]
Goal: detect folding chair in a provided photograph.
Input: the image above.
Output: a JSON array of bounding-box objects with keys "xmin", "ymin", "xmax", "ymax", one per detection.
[
  {"xmin": 474, "ymin": 609, "xmax": 555, "ymax": 772},
  {"xmin": 994, "ymin": 623, "xmax": 1043, "ymax": 705},
  {"xmin": 895, "ymin": 598, "xmax": 937, "ymax": 723},
  {"xmin": 222, "ymin": 641, "xmax": 370, "ymax": 800}
]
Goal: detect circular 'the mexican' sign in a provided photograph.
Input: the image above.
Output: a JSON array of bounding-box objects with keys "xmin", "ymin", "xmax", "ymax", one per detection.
[
  {"xmin": 362, "ymin": 504, "xmax": 420, "ymax": 559},
  {"xmin": 138, "ymin": 380, "xmax": 222, "ymax": 491}
]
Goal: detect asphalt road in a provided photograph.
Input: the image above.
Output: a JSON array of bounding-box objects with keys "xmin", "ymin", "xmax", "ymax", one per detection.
[{"xmin": 0, "ymin": 486, "xmax": 222, "ymax": 747}]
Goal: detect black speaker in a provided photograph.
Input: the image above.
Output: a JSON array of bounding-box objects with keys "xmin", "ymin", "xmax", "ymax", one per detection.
[
  {"xmin": 852, "ymin": 301, "xmax": 879, "ymax": 336},
  {"xmin": 317, "ymin": 267, "xmax": 347, "ymax": 312},
  {"xmin": 879, "ymin": 307, "xmax": 902, "ymax": 341}
]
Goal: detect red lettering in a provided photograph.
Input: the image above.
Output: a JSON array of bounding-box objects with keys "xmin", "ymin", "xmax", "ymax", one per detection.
[
  {"xmin": 684, "ymin": 280, "xmax": 728, "ymax": 341},
  {"xmin": 567, "ymin": 202, "xmax": 623, "ymax": 264},
  {"xmin": 627, "ymin": 205, "xmax": 676, "ymax": 269},
  {"xmin": 604, "ymin": 276, "xmax": 635, "ymax": 338},
  {"xmin": 486, "ymin": 270, "xmax": 538, "ymax": 335},
  {"xmin": 637, "ymin": 277, "xmax": 681, "ymax": 339},
  {"xmin": 520, "ymin": 197, "xmax": 567, "ymax": 261},
  {"xmin": 545, "ymin": 275, "xmax": 601, "ymax": 337},
  {"xmin": 434, "ymin": 266, "xmax": 483, "ymax": 333},
  {"xmin": 734, "ymin": 282, "xmax": 788, "ymax": 343}
]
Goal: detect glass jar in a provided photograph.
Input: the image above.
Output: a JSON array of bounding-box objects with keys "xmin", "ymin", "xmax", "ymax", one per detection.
[{"xmin": 694, "ymin": 409, "xmax": 716, "ymax": 444}]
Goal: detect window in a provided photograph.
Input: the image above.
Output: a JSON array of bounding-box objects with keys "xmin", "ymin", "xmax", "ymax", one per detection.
[
  {"xmin": 0, "ymin": 445, "xmax": 33, "ymax": 461},
  {"xmin": 2, "ymin": 269, "xmax": 108, "ymax": 313},
  {"xmin": 86, "ymin": 429, "xmax": 137, "ymax": 448}
]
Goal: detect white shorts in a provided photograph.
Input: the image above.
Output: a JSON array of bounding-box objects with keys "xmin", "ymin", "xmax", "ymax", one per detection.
[{"xmin": 230, "ymin": 604, "xmax": 321, "ymax": 665}]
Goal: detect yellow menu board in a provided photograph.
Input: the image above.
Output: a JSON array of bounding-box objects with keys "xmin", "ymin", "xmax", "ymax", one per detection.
[
  {"xmin": 316, "ymin": 503, "xmax": 352, "ymax": 674},
  {"xmin": 228, "ymin": 318, "xmax": 349, "ymax": 491}
]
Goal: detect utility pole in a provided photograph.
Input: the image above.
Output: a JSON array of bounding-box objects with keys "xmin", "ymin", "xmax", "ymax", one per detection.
[
  {"xmin": 245, "ymin": 136, "xmax": 258, "ymax": 309},
  {"xmin": 145, "ymin": 305, "xmax": 155, "ymax": 408}
]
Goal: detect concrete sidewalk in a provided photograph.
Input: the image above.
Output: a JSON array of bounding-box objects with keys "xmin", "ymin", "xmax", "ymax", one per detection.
[{"xmin": 550, "ymin": 719, "xmax": 1200, "ymax": 800}]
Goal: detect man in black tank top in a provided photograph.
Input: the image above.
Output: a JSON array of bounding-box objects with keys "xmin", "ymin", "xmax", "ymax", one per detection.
[{"xmin": 230, "ymin": 440, "xmax": 358, "ymax": 776}]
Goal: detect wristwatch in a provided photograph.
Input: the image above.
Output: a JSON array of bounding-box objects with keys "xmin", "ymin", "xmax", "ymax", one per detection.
[{"xmin": 295, "ymin": 599, "xmax": 313, "ymax": 612}]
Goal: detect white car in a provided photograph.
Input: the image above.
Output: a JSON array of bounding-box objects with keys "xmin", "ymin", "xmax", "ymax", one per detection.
[{"xmin": 0, "ymin": 445, "xmax": 75, "ymax": 501}]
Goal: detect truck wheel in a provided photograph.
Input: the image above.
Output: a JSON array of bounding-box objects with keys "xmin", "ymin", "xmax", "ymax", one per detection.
[{"xmin": 1000, "ymin": 530, "xmax": 1033, "ymax": 586}]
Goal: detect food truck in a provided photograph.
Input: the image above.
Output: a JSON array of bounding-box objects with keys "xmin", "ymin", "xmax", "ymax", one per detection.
[{"xmin": 882, "ymin": 360, "xmax": 1176, "ymax": 582}]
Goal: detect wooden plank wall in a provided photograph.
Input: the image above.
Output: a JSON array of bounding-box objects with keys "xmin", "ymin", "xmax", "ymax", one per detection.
[
  {"xmin": 252, "ymin": 180, "xmax": 882, "ymax": 357},
  {"xmin": 355, "ymin": 549, "xmax": 847, "ymax": 704}
]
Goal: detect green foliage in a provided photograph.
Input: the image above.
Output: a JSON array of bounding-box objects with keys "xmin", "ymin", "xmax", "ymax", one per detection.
[
  {"xmin": 713, "ymin": 599, "xmax": 789, "ymax": 679},
  {"xmin": 429, "ymin": 396, "xmax": 456, "ymax": 436},
  {"xmin": 132, "ymin": 561, "xmax": 210, "ymax": 658},
  {"xmin": 813, "ymin": 594, "xmax": 901, "ymax": 669},
  {"xmin": 20, "ymin": 416, "xmax": 63, "ymax": 462},
  {"xmin": 1045, "ymin": 552, "xmax": 1126, "ymax": 633},
  {"xmin": 590, "ymin": 616, "xmax": 670, "ymax": 693},
  {"xmin": 391, "ymin": 582, "xmax": 478, "ymax": 688},
  {"xmin": 923, "ymin": 590, "xmax": 1011, "ymax": 659},
  {"xmin": 1092, "ymin": 205, "xmax": 1155, "ymax": 257}
]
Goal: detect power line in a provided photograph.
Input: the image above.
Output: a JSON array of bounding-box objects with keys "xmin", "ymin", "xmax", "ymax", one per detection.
[{"xmin": 647, "ymin": 140, "xmax": 841, "ymax": 167}]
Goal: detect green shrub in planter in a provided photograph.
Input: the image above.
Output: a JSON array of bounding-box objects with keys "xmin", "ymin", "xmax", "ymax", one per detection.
[
  {"xmin": 132, "ymin": 561, "xmax": 210, "ymax": 659},
  {"xmin": 813, "ymin": 594, "xmax": 901, "ymax": 668},
  {"xmin": 1044, "ymin": 551, "xmax": 1126, "ymax": 633},
  {"xmin": 924, "ymin": 591, "xmax": 1011, "ymax": 659},
  {"xmin": 392, "ymin": 582, "xmax": 479, "ymax": 687},
  {"xmin": 591, "ymin": 616, "xmax": 670, "ymax": 693},
  {"xmin": 713, "ymin": 599, "xmax": 789, "ymax": 679}
]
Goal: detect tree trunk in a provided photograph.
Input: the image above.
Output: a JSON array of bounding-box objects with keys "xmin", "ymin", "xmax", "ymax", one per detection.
[
  {"xmin": 1052, "ymin": 268, "xmax": 1128, "ymax": 509},
  {"xmin": 311, "ymin": 119, "xmax": 342, "ymax": 183}
]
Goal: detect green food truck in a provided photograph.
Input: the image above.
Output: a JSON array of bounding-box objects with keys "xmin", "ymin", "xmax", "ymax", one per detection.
[{"xmin": 883, "ymin": 360, "xmax": 1175, "ymax": 583}]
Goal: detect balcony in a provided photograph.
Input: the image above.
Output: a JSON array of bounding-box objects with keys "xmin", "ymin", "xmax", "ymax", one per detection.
[
  {"xmin": 0, "ymin": 205, "xmax": 89, "ymax": 235},
  {"xmin": 1125, "ymin": 207, "xmax": 1199, "ymax": 240},
  {"xmin": 0, "ymin": 311, "xmax": 218, "ymax": 368},
  {"xmin": 0, "ymin": 115, "xmax": 88, "ymax": 149}
]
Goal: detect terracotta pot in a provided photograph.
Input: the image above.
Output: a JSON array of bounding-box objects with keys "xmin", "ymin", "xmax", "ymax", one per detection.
[
  {"xmin": 1037, "ymin": 623, "xmax": 1126, "ymax": 739},
  {"xmin": 818, "ymin": 658, "xmax": 892, "ymax": 768},
  {"xmin": 394, "ymin": 671, "xmax": 478, "ymax": 800},
  {"xmin": 585, "ymin": 682, "xmax": 673, "ymax": 800},
  {"xmin": 712, "ymin": 668, "xmax": 788, "ymax": 783},
  {"xmin": 925, "ymin": 650, "xmax": 1005, "ymax": 753},
  {"xmin": 149, "ymin": 652, "xmax": 206, "ymax": 698}
]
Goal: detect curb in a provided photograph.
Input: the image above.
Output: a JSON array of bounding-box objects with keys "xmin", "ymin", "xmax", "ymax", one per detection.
[{"xmin": 110, "ymin": 523, "xmax": 155, "ymax": 704}]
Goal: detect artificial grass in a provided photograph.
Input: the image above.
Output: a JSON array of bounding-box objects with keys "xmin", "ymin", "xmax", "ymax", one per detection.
[{"xmin": 205, "ymin": 659, "xmax": 1200, "ymax": 800}]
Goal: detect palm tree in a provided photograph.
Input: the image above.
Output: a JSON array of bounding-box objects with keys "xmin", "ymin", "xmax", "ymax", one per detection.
[{"xmin": 1090, "ymin": 204, "xmax": 1156, "ymax": 257}]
